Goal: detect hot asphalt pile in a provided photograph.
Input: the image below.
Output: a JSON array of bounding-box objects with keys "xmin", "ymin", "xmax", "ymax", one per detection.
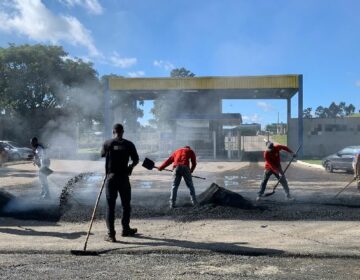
[
  {"xmin": 58, "ymin": 172, "xmax": 360, "ymax": 223},
  {"xmin": 0, "ymin": 189, "xmax": 15, "ymax": 212},
  {"xmin": 58, "ymin": 172, "xmax": 261, "ymax": 222},
  {"xmin": 0, "ymin": 189, "xmax": 60, "ymax": 221}
]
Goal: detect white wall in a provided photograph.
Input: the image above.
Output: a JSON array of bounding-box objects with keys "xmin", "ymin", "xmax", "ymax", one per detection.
[{"xmin": 288, "ymin": 117, "xmax": 360, "ymax": 157}]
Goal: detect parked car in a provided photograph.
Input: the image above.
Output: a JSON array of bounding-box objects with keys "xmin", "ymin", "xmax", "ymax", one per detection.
[
  {"xmin": 322, "ymin": 146, "xmax": 360, "ymax": 173},
  {"xmin": 0, "ymin": 141, "xmax": 34, "ymax": 161},
  {"xmin": 0, "ymin": 145, "xmax": 9, "ymax": 165}
]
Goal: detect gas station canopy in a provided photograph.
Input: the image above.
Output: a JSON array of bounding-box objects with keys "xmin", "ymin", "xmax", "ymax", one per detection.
[
  {"xmin": 104, "ymin": 74, "xmax": 303, "ymax": 156},
  {"xmin": 108, "ymin": 74, "xmax": 300, "ymax": 100}
]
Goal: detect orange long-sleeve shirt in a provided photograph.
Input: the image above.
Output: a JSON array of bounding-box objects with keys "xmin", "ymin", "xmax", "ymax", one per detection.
[
  {"xmin": 264, "ymin": 144, "xmax": 293, "ymax": 174},
  {"xmin": 159, "ymin": 146, "xmax": 197, "ymax": 173}
]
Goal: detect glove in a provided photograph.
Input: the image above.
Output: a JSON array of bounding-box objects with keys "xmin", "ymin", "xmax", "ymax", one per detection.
[{"xmin": 127, "ymin": 164, "xmax": 134, "ymax": 176}]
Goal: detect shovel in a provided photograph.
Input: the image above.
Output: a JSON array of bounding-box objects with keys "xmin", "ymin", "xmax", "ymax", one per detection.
[
  {"xmin": 264, "ymin": 145, "xmax": 302, "ymax": 197},
  {"xmin": 70, "ymin": 175, "xmax": 107, "ymax": 256},
  {"xmin": 142, "ymin": 157, "xmax": 172, "ymax": 172},
  {"xmin": 142, "ymin": 157, "xmax": 206, "ymax": 180}
]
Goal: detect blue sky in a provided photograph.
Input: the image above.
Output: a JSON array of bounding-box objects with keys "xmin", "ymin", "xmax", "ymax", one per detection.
[{"xmin": 0, "ymin": 0, "xmax": 359, "ymax": 127}]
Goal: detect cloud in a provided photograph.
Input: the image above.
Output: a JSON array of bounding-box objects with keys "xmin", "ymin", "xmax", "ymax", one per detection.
[
  {"xmin": 256, "ymin": 101, "xmax": 274, "ymax": 112},
  {"xmin": 110, "ymin": 52, "xmax": 137, "ymax": 68},
  {"xmin": 59, "ymin": 0, "xmax": 103, "ymax": 15},
  {"xmin": 242, "ymin": 114, "xmax": 262, "ymax": 123},
  {"xmin": 0, "ymin": 0, "xmax": 100, "ymax": 57},
  {"xmin": 127, "ymin": 71, "xmax": 145, "ymax": 78},
  {"xmin": 153, "ymin": 60, "xmax": 175, "ymax": 71},
  {"xmin": 356, "ymin": 80, "xmax": 360, "ymax": 87}
]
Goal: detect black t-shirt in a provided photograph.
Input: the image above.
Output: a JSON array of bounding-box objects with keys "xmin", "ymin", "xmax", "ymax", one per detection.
[{"xmin": 101, "ymin": 137, "xmax": 139, "ymax": 175}]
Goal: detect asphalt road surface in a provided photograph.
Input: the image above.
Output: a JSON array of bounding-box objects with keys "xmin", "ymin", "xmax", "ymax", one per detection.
[{"xmin": 0, "ymin": 159, "xmax": 359, "ymax": 279}]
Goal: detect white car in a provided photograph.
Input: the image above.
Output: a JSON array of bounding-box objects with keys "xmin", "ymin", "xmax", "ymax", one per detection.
[{"xmin": 0, "ymin": 141, "xmax": 34, "ymax": 161}]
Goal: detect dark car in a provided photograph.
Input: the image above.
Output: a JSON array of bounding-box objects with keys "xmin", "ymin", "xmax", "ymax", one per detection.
[
  {"xmin": 322, "ymin": 146, "xmax": 360, "ymax": 173},
  {"xmin": 0, "ymin": 141, "xmax": 34, "ymax": 161}
]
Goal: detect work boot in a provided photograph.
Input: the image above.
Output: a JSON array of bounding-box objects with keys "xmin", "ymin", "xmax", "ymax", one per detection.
[
  {"xmin": 191, "ymin": 196, "xmax": 198, "ymax": 207},
  {"xmin": 286, "ymin": 195, "xmax": 295, "ymax": 201},
  {"xmin": 104, "ymin": 234, "xmax": 116, "ymax": 243},
  {"xmin": 122, "ymin": 227, "xmax": 137, "ymax": 237}
]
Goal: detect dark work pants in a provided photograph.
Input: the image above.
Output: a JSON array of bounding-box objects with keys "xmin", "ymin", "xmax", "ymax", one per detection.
[
  {"xmin": 170, "ymin": 165, "xmax": 197, "ymax": 205},
  {"xmin": 105, "ymin": 173, "xmax": 131, "ymax": 236},
  {"xmin": 258, "ymin": 169, "xmax": 290, "ymax": 196}
]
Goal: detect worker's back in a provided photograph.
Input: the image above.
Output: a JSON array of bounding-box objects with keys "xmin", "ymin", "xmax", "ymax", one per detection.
[
  {"xmin": 102, "ymin": 137, "xmax": 139, "ymax": 175},
  {"xmin": 173, "ymin": 147, "xmax": 194, "ymax": 166}
]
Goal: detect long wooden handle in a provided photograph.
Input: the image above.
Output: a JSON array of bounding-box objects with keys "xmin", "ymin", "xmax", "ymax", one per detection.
[
  {"xmin": 334, "ymin": 177, "xmax": 356, "ymax": 199},
  {"xmin": 271, "ymin": 144, "xmax": 302, "ymax": 192},
  {"xmin": 155, "ymin": 166, "xmax": 206, "ymax": 180},
  {"xmin": 83, "ymin": 175, "xmax": 107, "ymax": 251}
]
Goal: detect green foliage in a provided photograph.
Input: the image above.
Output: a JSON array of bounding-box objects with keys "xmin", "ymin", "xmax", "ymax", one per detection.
[
  {"xmin": 303, "ymin": 107, "xmax": 313, "ymax": 118},
  {"xmin": 170, "ymin": 67, "xmax": 195, "ymax": 78},
  {"xmin": 0, "ymin": 44, "xmax": 101, "ymax": 142},
  {"xmin": 348, "ymin": 113, "xmax": 360, "ymax": 117},
  {"xmin": 271, "ymin": 134, "xmax": 287, "ymax": 145},
  {"xmin": 314, "ymin": 102, "xmax": 356, "ymax": 118},
  {"xmin": 0, "ymin": 44, "xmax": 99, "ymax": 114}
]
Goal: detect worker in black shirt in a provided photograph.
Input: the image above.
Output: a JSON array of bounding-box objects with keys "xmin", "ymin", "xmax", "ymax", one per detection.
[{"xmin": 101, "ymin": 123, "xmax": 139, "ymax": 242}]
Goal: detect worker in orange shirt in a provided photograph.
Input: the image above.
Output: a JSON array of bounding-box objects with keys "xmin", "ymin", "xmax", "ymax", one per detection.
[
  {"xmin": 158, "ymin": 146, "xmax": 197, "ymax": 208},
  {"xmin": 257, "ymin": 141, "xmax": 296, "ymax": 201}
]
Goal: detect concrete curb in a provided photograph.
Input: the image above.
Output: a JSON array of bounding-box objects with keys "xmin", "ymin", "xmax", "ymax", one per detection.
[{"xmin": 296, "ymin": 160, "xmax": 324, "ymax": 170}]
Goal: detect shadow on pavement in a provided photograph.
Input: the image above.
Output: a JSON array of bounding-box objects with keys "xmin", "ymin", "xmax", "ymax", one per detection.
[
  {"xmin": 101, "ymin": 234, "xmax": 284, "ymax": 256},
  {"xmin": 0, "ymin": 226, "xmax": 87, "ymax": 240}
]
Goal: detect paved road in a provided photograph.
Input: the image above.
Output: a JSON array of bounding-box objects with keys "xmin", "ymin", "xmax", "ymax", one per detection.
[{"xmin": 1, "ymin": 160, "xmax": 360, "ymax": 279}]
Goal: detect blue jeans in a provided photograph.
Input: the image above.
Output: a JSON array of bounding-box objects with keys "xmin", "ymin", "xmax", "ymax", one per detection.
[
  {"xmin": 170, "ymin": 165, "xmax": 197, "ymax": 205},
  {"xmin": 258, "ymin": 169, "xmax": 290, "ymax": 196}
]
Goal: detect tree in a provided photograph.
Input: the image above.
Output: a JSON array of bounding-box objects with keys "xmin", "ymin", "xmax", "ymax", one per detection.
[
  {"xmin": 0, "ymin": 44, "xmax": 99, "ymax": 112},
  {"xmin": 303, "ymin": 107, "xmax": 313, "ymax": 118},
  {"xmin": 328, "ymin": 102, "xmax": 342, "ymax": 117},
  {"xmin": 150, "ymin": 67, "xmax": 195, "ymax": 128},
  {"xmin": 170, "ymin": 67, "xmax": 195, "ymax": 78},
  {"xmin": 0, "ymin": 44, "xmax": 101, "ymax": 143},
  {"xmin": 345, "ymin": 104, "xmax": 355, "ymax": 116},
  {"xmin": 314, "ymin": 102, "xmax": 356, "ymax": 118},
  {"xmin": 315, "ymin": 106, "xmax": 326, "ymax": 118}
]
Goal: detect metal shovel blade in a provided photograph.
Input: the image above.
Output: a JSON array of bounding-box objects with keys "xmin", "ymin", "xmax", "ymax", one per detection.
[
  {"xmin": 142, "ymin": 158, "xmax": 155, "ymax": 170},
  {"xmin": 264, "ymin": 190, "xmax": 275, "ymax": 197},
  {"xmin": 70, "ymin": 249, "xmax": 99, "ymax": 256}
]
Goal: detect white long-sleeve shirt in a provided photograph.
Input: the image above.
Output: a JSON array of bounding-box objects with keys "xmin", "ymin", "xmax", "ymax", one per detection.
[
  {"xmin": 353, "ymin": 152, "xmax": 360, "ymax": 177},
  {"xmin": 34, "ymin": 145, "xmax": 50, "ymax": 168}
]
